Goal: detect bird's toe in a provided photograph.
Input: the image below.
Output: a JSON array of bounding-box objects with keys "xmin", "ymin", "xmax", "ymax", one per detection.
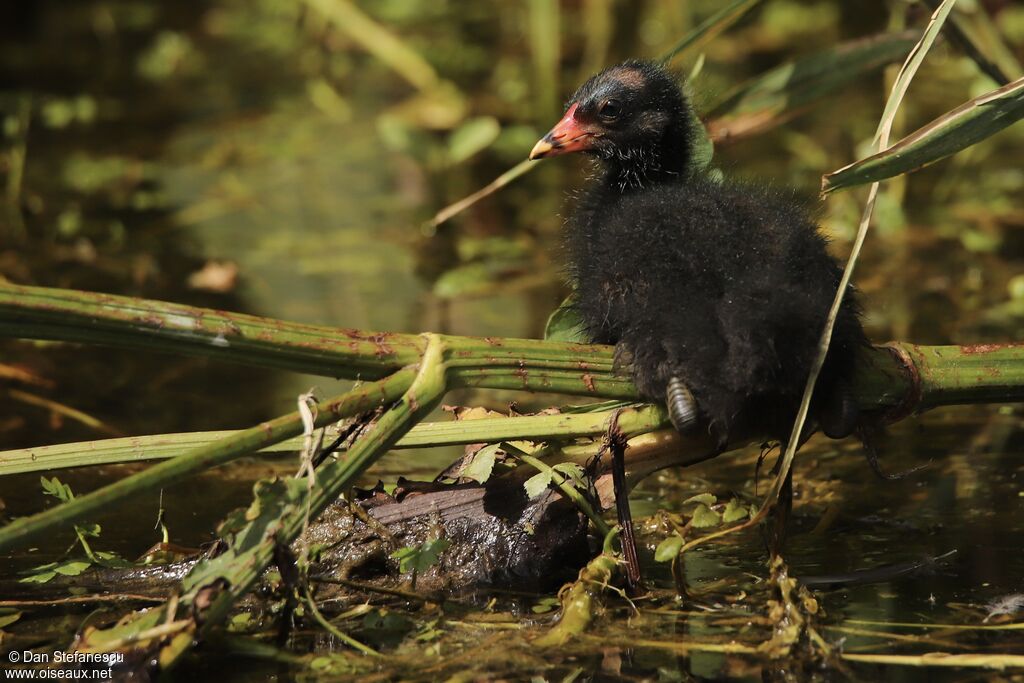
[{"xmin": 666, "ymin": 376, "xmax": 699, "ymax": 433}]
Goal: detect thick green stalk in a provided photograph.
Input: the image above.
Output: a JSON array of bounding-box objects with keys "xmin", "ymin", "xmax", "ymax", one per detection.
[
  {"xmin": 4, "ymin": 284, "xmax": 1024, "ymax": 411},
  {"xmin": 0, "ymin": 282, "xmax": 422, "ymax": 378},
  {"xmin": 0, "ymin": 282, "xmax": 633, "ymax": 397},
  {"xmin": 0, "ymin": 370, "xmax": 416, "ymax": 554},
  {"xmin": 0, "ymin": 405, "xmax": 665, "ymax": 475}
]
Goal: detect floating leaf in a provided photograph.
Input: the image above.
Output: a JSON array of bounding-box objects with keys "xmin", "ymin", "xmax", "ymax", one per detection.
[
  {"xmin": 20, "ymin": 558, "xmax": 91, "ymax": 583},
  {"xmin": 19, "ymin": 570, "xmax": 57, "ymax": 584},
  {"xmin": 823, "ymin": 76, "xmax": 1024, "ymax": 193},
  {"xmin": 691, "ymin": 504, "xmax": 722, "ymax": 528},
  {"xmin": 722, "ymin": 498, "xmax": 751, "ymax": 523},
  {"xmin": 683, "ymin": 493, "xmax": 717, "ymax": 507},
  {"xmin": 654, "ymin": 535, "xmax": 684, "ymax": 563},
  {"xmin": 360, "ymin": 608, "xmax": 415, "ymax": 649},
  {"xmin": 390, "ymin": 538, "xmax": 452, "ymax": 574}
]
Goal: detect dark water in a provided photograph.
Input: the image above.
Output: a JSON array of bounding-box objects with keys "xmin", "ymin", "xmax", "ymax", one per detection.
[{"xmin": 1, "ymin": 1, "xmax": 1022, "ymax": 680}]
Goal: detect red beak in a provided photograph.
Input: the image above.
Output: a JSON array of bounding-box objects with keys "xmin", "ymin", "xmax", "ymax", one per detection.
[{"xmin": 529, "ymin": 104, "xmax": 594, "ymax": 160}]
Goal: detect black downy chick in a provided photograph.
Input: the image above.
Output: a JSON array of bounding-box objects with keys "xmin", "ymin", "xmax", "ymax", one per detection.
[{"xmin": 530, "ymin": 60, "xmax": 867, "ymax": 448}]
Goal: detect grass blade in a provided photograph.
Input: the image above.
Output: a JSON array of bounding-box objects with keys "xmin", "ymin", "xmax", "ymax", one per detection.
[
  {"xmin": 822, "ymin": 75, "xmax": 1024, "ymax": 193},
  {"xmin": 529, "ymin": 0, "xmax": 561, "ymax": 119},
  {"xmin": 707, "ymin": 31, "xmax": 917, "ymax": 143},
  {"xmin": 659, "ymin": 0, "xmax": 762, "ymax": 65},
  {"xmin": 304, "ymin": 0, "xmax": 440, "ymax": 92}
]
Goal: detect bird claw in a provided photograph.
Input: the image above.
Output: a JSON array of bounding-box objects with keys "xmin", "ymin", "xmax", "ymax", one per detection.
[{"xmin": 665, "ymin": 376, "xmax": 698, "ymax": 433}]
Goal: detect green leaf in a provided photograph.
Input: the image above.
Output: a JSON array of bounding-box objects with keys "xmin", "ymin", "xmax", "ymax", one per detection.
[
  {"xmin": 822, "ymin": 76, "xmax": 1024, "ymax": 193},
  {"xmin": 872, "ymin": 0, "xmax": 957, "ymax": 151},
  {"xmin": 77, "ymin": 522, "xmax": 101, "ymax": 538},
  {"xmin": 722, "ymin": 498, "xmax": 750, "ymax": 523},
  {"xmin": 543, "ymin": 296, "xmax": 587, "ymax": 343},
  {"xmin": 415, "ymin": 618, "xmax": 444, "ymax": 642},
  {"xmin": 0, "ymin": 611, "xmax": 21, "ymax": 629},
  {"xmin": 524, "ymin": 470, "xmax": 553, "ymax": 499},
  {"xmin": 53, "ymin": 559, "xmax": 92, "ymax": 576},
  {"xmin": 93, "ymin": 550, "xmax": 130, "ymax": 568},
  {"xmin": 390, "ymin": 545, "xmax": 418, "ymax": 573},
  {"xmin": 683, "ymin": 493, "xmax": 717, "ymax": 507},
  {"xmin": 20, "ymin": 557, "xmax": 92, "ymax": 583},
  {"xmin": 553, "ymin": 462, "xmax": 586, "ymax": 489},
  {"xmin": 654, "ymin": 535, "xmax": 684, "ymax": 563},
  {"xmin": 390, "ymin": 538, "xmax": 452, "ymax": 574},
  {"xmin": 463, "ymin": 444, "xmax": 500, "ymax": 484},
  {"xmin": 40, "ymin": 475, "xmax": 74, "ymax": 503},
  {"xmin": 691, "ymin": 504, "xmax": 722, "ymax": 528},
  {"xmin": 414, "ymin": 538, "xmax": 451, "ymax": 573},
  {"xmin": 228, "ymin": 613, "xmax": 254, "ymax": 632},
  {"xmin": 19, "ymin": 570, "xmax": 57, "ymax": 584}
]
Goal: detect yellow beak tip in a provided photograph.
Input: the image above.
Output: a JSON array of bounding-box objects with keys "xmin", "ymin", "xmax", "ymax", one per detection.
[{"xmin": 529, "ymin": 139, "xmax": 554, "ymax": 160}]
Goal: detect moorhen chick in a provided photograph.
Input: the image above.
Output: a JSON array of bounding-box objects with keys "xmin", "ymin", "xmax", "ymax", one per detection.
[{"xmin": 530, "ymin": 60, "xmax": 867, "ymax": 448}]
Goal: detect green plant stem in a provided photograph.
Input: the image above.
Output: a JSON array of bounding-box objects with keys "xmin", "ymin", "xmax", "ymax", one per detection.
[
  {"xmin": 301, "ymin": 582, "xmax": 380, "ymax": 657},
  {"xmin": 0, "ymin": 405, "xmax": 665, "ymax": 475},
  {"xmin": 0, "ymin": 370, "xmax": 416, "ymax": 554},
  {"xmin": 0, "ymin": 282, "xmax": 633, "ymax": 398},
  {"xmin": 5, "ymin": 284, "xmax": 1024, "ymax": 414}
]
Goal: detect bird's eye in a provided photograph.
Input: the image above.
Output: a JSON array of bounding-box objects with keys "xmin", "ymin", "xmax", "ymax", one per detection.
[{"xmin": 599, "ymin": 99, "xmax": 622, "ymax": 121}]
